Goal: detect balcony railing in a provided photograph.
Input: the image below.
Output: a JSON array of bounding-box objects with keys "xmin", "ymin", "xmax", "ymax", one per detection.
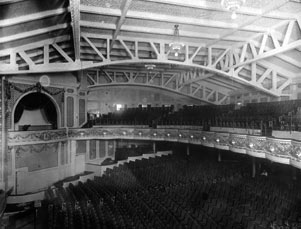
[{"xmin": 7, "ymin": 126, "xmax": 301, "ymax": 168}]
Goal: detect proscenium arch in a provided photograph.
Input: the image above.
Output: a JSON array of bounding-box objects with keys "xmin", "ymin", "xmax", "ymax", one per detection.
[{"xmin": 11, "ymin": 90, "xmax": 62, "ymax": 130}]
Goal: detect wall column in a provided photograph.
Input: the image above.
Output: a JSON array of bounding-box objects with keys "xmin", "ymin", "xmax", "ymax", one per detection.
[{"xmin": 0, "ymin": 77, "xmax": 6, "ymax": 190}]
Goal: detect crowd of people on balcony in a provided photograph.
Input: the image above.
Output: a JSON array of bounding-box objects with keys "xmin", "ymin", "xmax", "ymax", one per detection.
[
  {"xmin": 87, "ymin": 100, "xmax": 301, "ymax": 133},
  {"xmin": 45, "ymin": 146, "xmax": 301, "ymax": 229}
]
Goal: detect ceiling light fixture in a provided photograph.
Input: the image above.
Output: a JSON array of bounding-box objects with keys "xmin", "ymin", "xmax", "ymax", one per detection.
[
  {"xmin": 145, "ymin": 64, "xmax": 156, "ymax": 70},
  {"xmin": 221, "ymin": 0, "xmax": 245, "ymax": 20},
  {"xmin": 169, "ymin": 25, "xmax": 184, "ymax": 57}
]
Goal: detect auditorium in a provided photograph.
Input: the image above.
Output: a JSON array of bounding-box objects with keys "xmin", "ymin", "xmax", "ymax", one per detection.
[{"xmin": 1, "ymin": 0, "xmax": 301, "ymax": 228}]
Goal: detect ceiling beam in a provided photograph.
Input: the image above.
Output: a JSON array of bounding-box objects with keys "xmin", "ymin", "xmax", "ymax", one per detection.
[
  {"xmin": 0, "ymin": 35, "xmax": 71, "ymax": 56},
  {"xmin": 0, "ymin": 7, "xmax": 69, "ymax": 27},
  {"xmin": 0, "ymin": 23, "xmax": 69, "ymax": 44},
  {"xmin": 179, "ymin": 72, "xmax": 215, "ymax": 87},
  {"xmin": 80, "ymin": 5, "xmax": 267, "ymax": 33},
  {"xmin": 231, "ymin": 40, "xmax": 301, "ymax": 70},
  {"xmin": 110, "ymin": 0, "xmax": 132, "ymax": 50},
  {"xmin": 81, "ymin": 32, "xmax": 230, "ymax": 49}
]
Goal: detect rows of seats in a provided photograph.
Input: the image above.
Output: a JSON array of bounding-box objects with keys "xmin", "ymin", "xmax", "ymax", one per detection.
[
  {"xmin": 45, "ymin": 148, "xmax": 301, "ymax": 228},
  {"xmin": 115, "ymin": 145, "xmax": 153, "ymax": 161},
  {"xmin": 88, "ymin": 100, "xmax": 301, "ymax": 132},
  {"xmin": 90, "ymin": 106, "xmax": 174, "ymax": 126}
]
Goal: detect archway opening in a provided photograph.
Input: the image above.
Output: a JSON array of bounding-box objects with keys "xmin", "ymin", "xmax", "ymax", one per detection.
[{"xmin": 14, "ymin": 92, "xmax": 58, "ymax": 131}]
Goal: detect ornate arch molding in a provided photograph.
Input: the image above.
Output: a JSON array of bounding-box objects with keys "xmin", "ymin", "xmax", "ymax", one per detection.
[{"xmin": 6, "ymin": 81, "xmax": 64, "ymax": 130}]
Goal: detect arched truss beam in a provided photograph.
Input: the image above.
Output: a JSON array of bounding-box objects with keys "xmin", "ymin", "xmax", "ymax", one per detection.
[
  {"xmin": 0, "ymin": 34, "xmax": 293, "ymax": 97},
  {"xmin": 87, "ymin": 69, "xmax": 230, "ymax": 105},
  {"xmin": 219, "ymin": 20, "xmax": 301, "ymax": 72},
  {"xmin": 80, "ymin": 33, "xmax": 291, "ymax": 97}
]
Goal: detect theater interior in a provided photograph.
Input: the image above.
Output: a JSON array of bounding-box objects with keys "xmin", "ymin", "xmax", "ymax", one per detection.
[{"xmin": 1, "ymin": 0, "xmax": 301, "ymax": 228}]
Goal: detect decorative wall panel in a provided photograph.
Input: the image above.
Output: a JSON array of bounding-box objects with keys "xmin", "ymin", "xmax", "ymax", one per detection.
[
  {"xmin": 78, "ymin": 98, "xmax": 86, "ymax": 126},
  {"xmin": 15, "ymin": 143, "xmax": 58, "ymax": 172},
  {"xmin": 66, "ymin": 96, "xmax": 74, "ymax": 127}
]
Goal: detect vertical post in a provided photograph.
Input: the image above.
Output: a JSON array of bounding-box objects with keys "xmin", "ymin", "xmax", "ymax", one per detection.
[
  {"xmin": 153, "ymin": 142, "xmax": 156, "ymax": 154},
  {"xmin": 252, "ymin": 157, "xmax": 256, "ymax": 178},
  {"xmin": 1, "ymin": 77, "xmax": 6, "ymax": 190}
]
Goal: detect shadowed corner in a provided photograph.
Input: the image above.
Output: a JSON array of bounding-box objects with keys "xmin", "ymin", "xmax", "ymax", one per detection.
[{"xmin": 0, "ymin": 186, "xmax": 13, "ymax": 225}]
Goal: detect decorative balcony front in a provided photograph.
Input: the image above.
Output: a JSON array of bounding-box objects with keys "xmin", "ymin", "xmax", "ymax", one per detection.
[{"xmin": 7, "ymin": 126, "xmax": 301, "ymax": 169}]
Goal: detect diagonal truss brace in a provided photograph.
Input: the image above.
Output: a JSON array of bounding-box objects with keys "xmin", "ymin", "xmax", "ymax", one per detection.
[
  {"xmin": 80, "ymin": 33, "xmax": 292, "ymax": 97},
  {"xmin": 0, "ymin": 36, "xmax": 84, "ymax": 74},
  {"xmin": 87, "ymin": 69, "xmax": 230, "ymax": 105},
  {"xmin": 217, "ymin": 20, "xmax": 301, "ymax": 72}
]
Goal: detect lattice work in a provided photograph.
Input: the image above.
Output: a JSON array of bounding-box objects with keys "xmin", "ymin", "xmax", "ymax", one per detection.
[
  {"xmin": 0, "ymin": 36, "xmax": 80, "ymax": 74},
  {"xmin": 87, "ymin": 69, "xmax": 230, "ymax": 105},
  {"xmin": 80, "ymin": 32, "xmax": 294, "ymax": 97}
]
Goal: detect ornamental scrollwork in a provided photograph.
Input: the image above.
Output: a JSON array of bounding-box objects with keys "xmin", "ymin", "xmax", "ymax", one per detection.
[
  {"xmin": 247, "ymin": 136, "xmax": 266, "ymax": 152},
  {"xmin": 6, "ymin": 81, "xmax": 64, "ymax": 99},
  {"xmin": 229, "ymin": 134, "xmax": 247, "ymax": 148},
  {"xmin": 7, "ymin": 126, "xmax": 301, "ymax": 168},
  {"xmin": 8, "ymin": 129, "xmax": 67, "ymax": 144},
  {"xmin": 290, "ymin": 141, "xmax": 301, "ymax": 160}
]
